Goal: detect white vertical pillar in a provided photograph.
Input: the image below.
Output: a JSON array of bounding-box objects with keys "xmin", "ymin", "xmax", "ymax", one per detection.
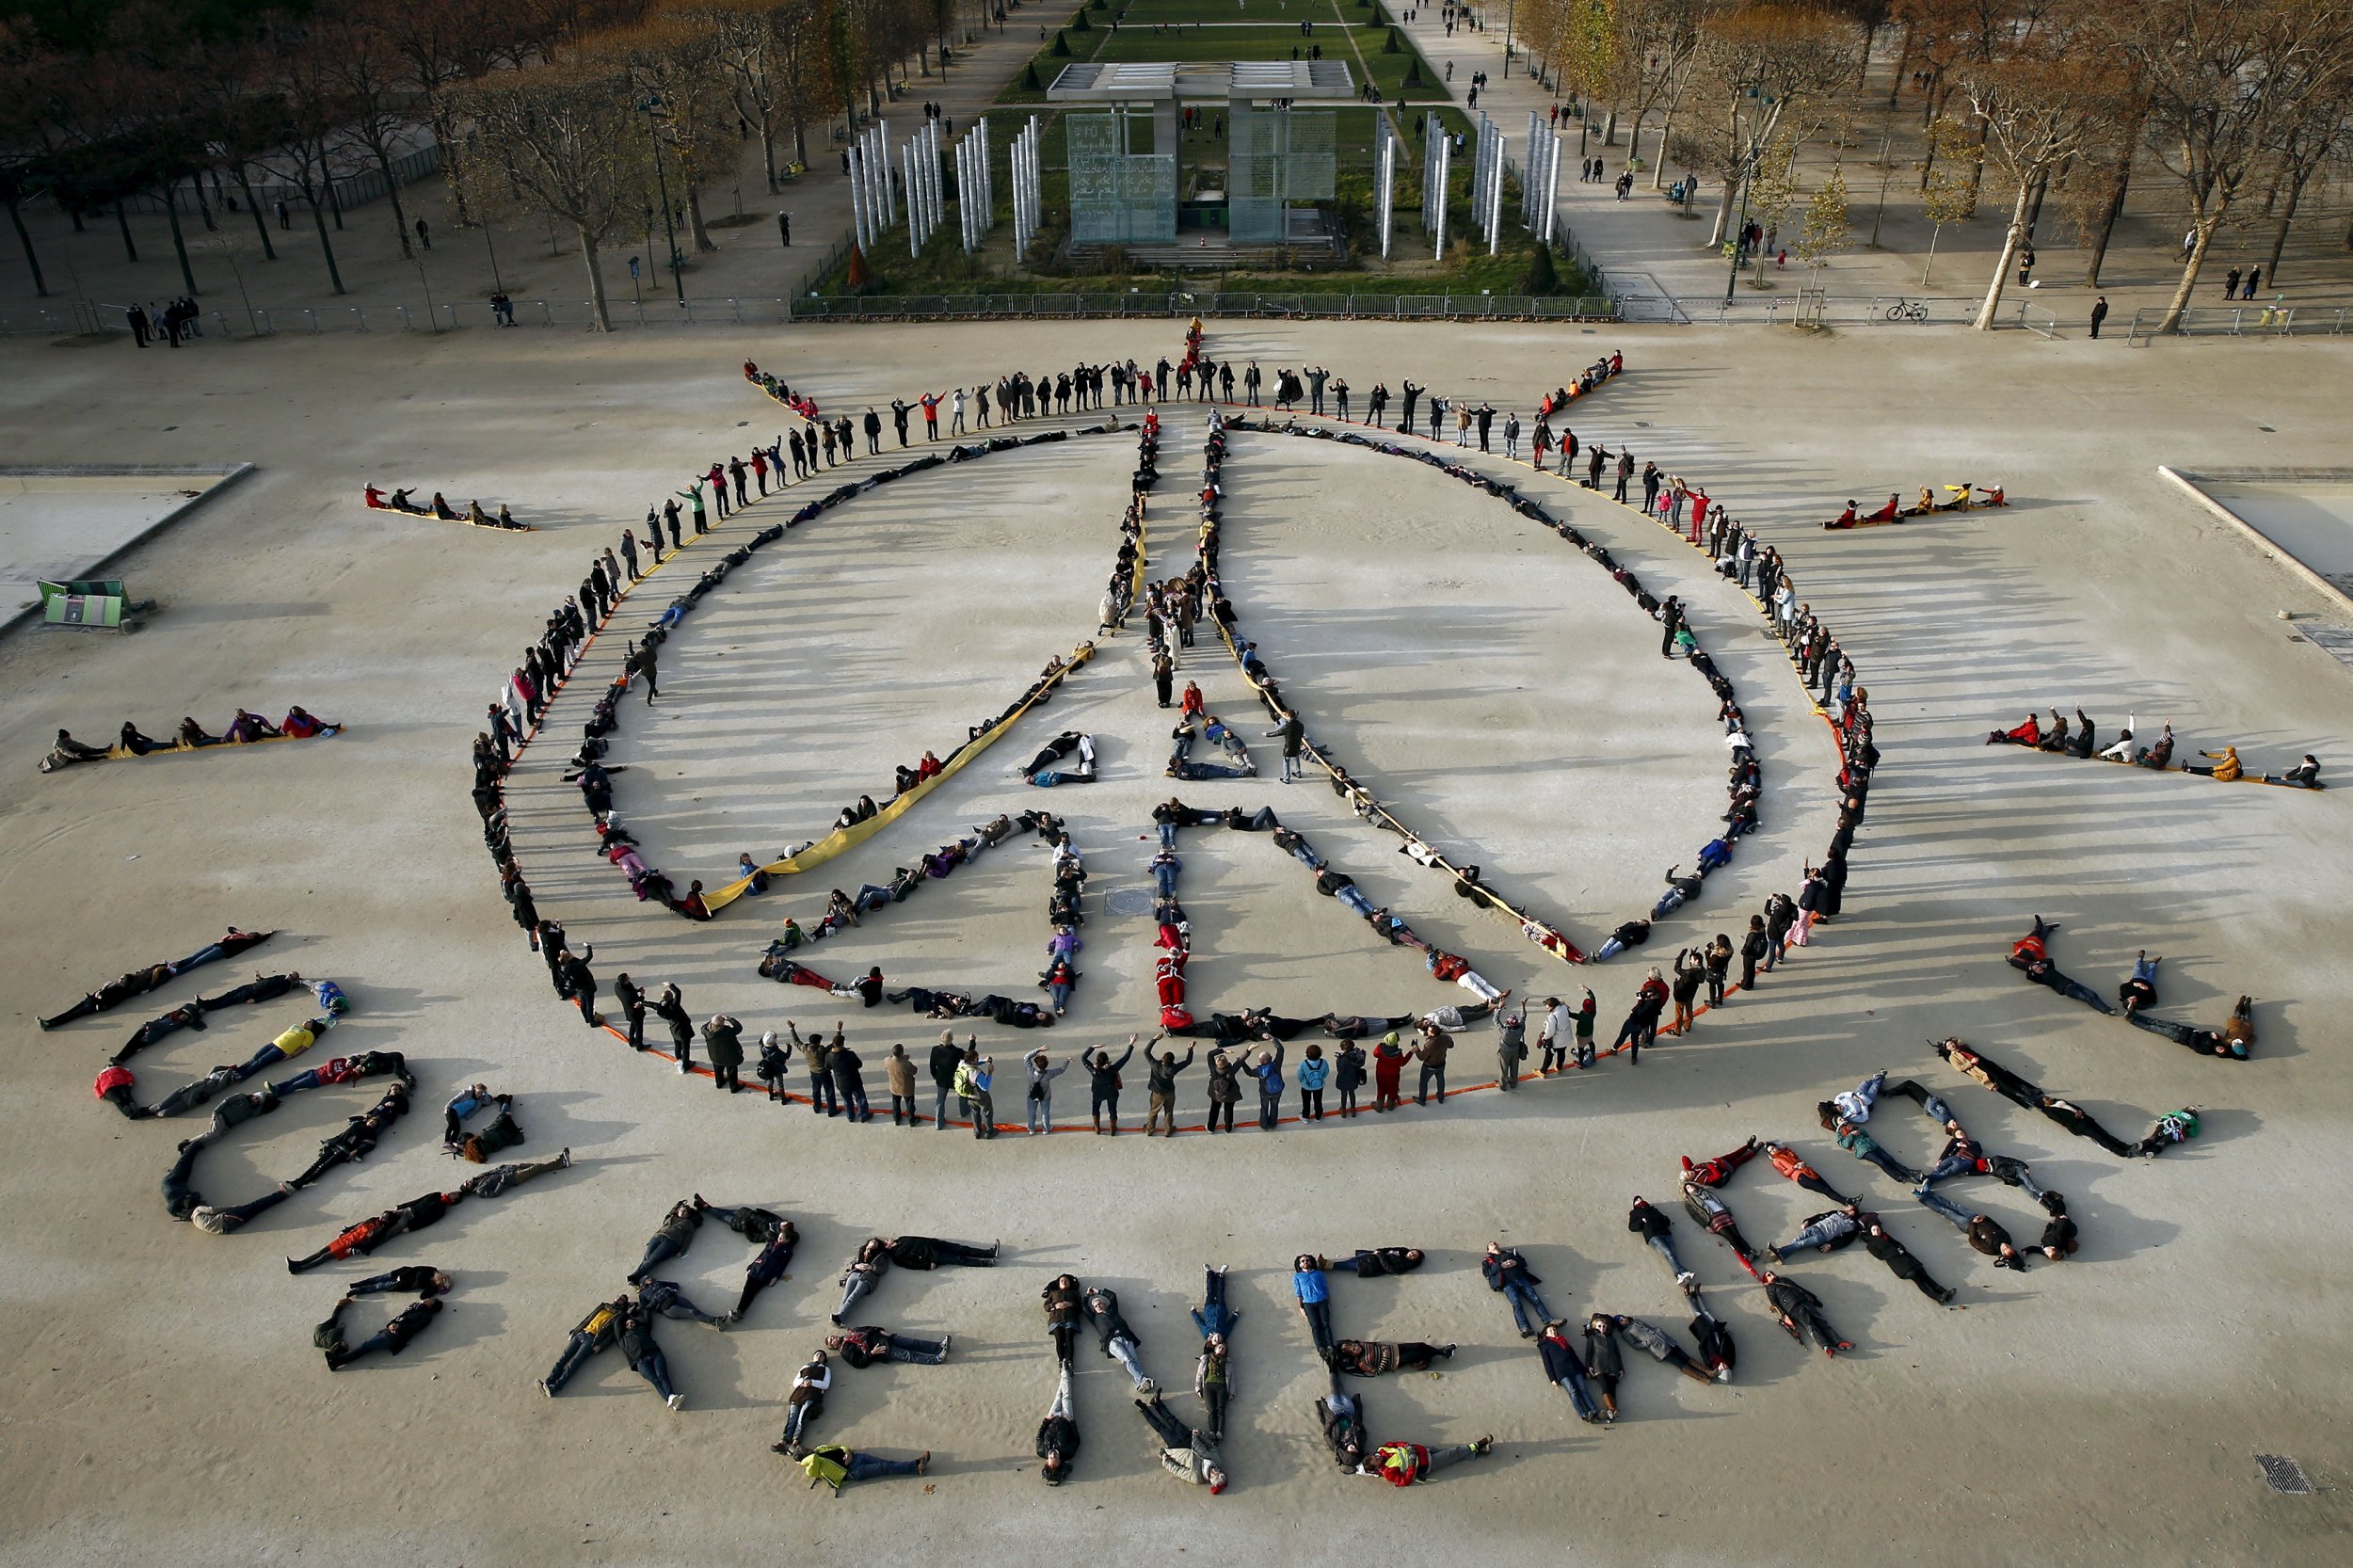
[
  {"xmin": 1470, "ymin": 110, "xmax": 1490, "ymax": 216},
  {"xmin": 1376, "ymin": 124, "xmax": 1395, "ymax": 261},
  {"xmin": 1540, "ymin": 132, "xmax": 1561, "ymax": 244},
  {"xmin": 904, "ymin": 142, "xmax": 920, "ymax": 256},
  {"xmin": 1523, "ymin": 112, "xmax": 1541, "ymax": 226},
  {"xmin": 1486, "ymin": 137, "xmax": 1504, "ymax": 255},
  {"xmin": 1421, "ymin": 132, "xmax": 1440, "ymax": 256},
  {"xmin": 855, "ymin": 130, "xmax": 871, "ymax": 245},
  {"xmin": 1421, "ymin": 112, "xmax": 1440, "ymax": 233}
]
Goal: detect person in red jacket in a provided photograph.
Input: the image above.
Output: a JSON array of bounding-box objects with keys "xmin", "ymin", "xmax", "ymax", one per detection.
[
  {"xmin": 1360, "ymin": 1434, "xmax": 1493, "ymax": 1484},
  {"xmin": 1371, "ymin": 1032, "xmax": 1409, "ymax": 1112},
  {"xmin": 1986, "ymin": 712, "xmax": 2041, "ymax": 745},
  {"xmin": 1762, "ymin": 1140, "xmax": 1850, "ymax": 1205},
  {"xmin": 1680, "ymin": 1136, "xmax": 1760, "ymax": 1189}
]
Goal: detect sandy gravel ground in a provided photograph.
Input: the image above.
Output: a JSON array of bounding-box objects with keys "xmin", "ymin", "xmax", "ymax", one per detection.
[{"xmin": 1, "ymin": 320, "xmax": 2350, "ymax": 1568}]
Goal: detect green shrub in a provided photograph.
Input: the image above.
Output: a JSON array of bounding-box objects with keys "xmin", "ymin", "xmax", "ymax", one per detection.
[
  {"xmin": 1023, "ymin": 61, "xmax": 1042, "ymax": 89},
  {"xmin": 1071, "ymin": 9, "xmax": 1091, "ymax": 31},
  {"xmin": 1384, "ymin": 27, "xmax": 1400, "ymax": 51},
  {"xmin": 1403, "ymin": 59, "xmax": 1422, "ymax": 88},
  {"xmin": 1522, "ymin": 243, "xmax": 1559, "ymax": 294},
  {"xmin": 1051, "ymin": 30, "xmax": 1070, "ymax": 56}
]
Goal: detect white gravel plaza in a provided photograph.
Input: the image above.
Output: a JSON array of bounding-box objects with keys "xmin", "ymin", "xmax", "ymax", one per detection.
[{"xmin": 2, "ymin": 318, "xmax": 2351, "ymax": 1568}]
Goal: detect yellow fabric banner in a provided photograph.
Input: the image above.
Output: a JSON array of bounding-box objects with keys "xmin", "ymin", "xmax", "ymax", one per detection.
[{"xmin": 700, "ymin": 640, "xmax": 1097, "ymax": 914}]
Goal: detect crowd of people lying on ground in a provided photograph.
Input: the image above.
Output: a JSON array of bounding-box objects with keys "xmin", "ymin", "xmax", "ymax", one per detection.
[
  {"xmin": 2006, "ymin": 916, "xmax": 2255, "ymax": 1059},
  {"xmin": 1987, "ymin": 709, "xmax": 2320, "ymax": 786},
  {"xmin": 1213, "ymin": 399, "xmax": 1873, "ymax": 973},
  {"xmin": 536, "ymin": 1195, "xmax": 808, "ymax": 1410},
  {"xmin": 313, "ymin": 1268, "xmax": 455, "ymax": 1372},
  {"xmin": 474, "ymin": 362, "xmax": 1124, "ymax": 945},
  {"xmin": 42, "ymin": 708, "xmax": 340, "ymax": 770},
  {"xmin": 363, "ymin": 486, "xmax": 527, "ymax": 530},
  {"xmin": 1822, "ymin": 485, "xmax": 2008, "ymax": 528}
]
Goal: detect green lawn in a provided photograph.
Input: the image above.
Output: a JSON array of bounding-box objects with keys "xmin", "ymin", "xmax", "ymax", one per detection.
[{"xmin": 899, "ymin": 0, "xmax": 1573, "ymax": 299}]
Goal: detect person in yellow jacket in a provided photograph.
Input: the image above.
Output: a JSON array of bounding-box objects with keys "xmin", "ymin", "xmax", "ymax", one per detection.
[
  {"xmin": 231, "ymin": 1013, "xmax": 337, "ymax": 1080},
  {"xmin": 794, "ymin": 1444, "xmax": 928, "ymax": 1494},
  {"xmin": 2186, "ymin": 745, "xmax": 2241, "ymax": 782},
  {"xmin": 540, "ymin": 1295, "xmax": 630, "ymax": 1395}
]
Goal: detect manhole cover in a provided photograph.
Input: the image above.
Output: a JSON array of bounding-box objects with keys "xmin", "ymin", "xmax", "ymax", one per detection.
[
  {"xmin": 1104, "ymin": 888, "xmax": 1156, "ymax": 918},
  {"xmin": 2256, "ymin": 1454, "xmax": 2313, "ymax": 1495}
]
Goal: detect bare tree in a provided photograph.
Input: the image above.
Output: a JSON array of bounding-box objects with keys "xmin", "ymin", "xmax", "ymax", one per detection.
[
  {"xmin": 328, "ymin": 2, "xmax": 430, "ymax": 261},
  {"xmin": 456, "ymin": 57, "xmax": 650, "ymax": 329},
  {"xmin": 1954, "ymin": 9, "xmax": 2126, "ymax": 328},
  {"xmin": 241, "ymin": 11, "xmax": 385, "ymax": 296},
  {"xmin": 602, "ymin": 10, "xmax": 740, "ymax": 251},
  {"xmin": 1691, "ymin": 4, "xmax": 1864, "ymax": 246},
  {"xmin": 379, "ymin": 0, "xmax": 504, "ymax": 230},
  {"xmin": 685, "ymin": 0, "xmax": 792, "ymax": 191},
  {"xmin": 2132, "ymin": 0, "xmax": 2353, "ymax": 332}
]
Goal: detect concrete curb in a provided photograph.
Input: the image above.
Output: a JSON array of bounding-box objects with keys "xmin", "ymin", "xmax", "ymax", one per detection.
[
  {"xmin": 2158, "ymin": 465, "xmax": 2353, "ymax": 624},
  {"xmin": 2, "ymin": 461, "xmax": 256, "ymax": 638}
]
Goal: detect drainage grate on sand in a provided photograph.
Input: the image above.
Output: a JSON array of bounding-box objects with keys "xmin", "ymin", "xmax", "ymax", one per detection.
[{"xmin": 2255, "ymin": 1454, "xmax": 2313, "ymax": 1496}]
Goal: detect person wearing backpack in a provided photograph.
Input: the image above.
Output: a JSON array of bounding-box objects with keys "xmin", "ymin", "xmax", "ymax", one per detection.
[
  {"xmin": 795, "ymin": 1440, "xmax": 929, "ymax": 1493},
  {"xmin": 1496, "ymin": 1010, "xmax": 1528, "ymax": 1090},
  {"xmin": 1360, "ymin": 1435, "xmax": 1493, "ymax": 1484}
]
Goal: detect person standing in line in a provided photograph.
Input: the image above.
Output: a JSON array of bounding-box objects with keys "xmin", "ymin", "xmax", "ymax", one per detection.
[
  {"xmin": 930, "ymin": 1031, "xmax": 965, "ymax": 1128},
  {"xmin": 965, "ymin": 1048, "xmax": 999, "ymax": 1138},
  {"xmin": 1088, "ymin": 1037, "xmax": 1134, "ymax": 1133},
  {"xmin": 1266, "ymin": 711, "xmax": 1305, "ymax": 781},
  {"xmin": 653, "ymin": 983, "xmax": 693, "ymax": 1071},
  {"xmin": 1251, "ymin": 1044, "xmax": 1288, "ymax": 1129},
  {"xmin": 1371, "ymin": 1031, "xmax": 1408, "ymax": 1111},
  {"xmin": 828, "ymin": 1031, "xmax": 871, "ymax": 1121},
  {"xmin": 792, "ymin": 1022, "xmax": 838, "ymax": 1114},
  {"xmin": 1496, "ymin": 1007, "xmax": 1527, "ymax": 1089},
  {"xmin": 1334, "ymin": 1038, "xmax": 1366, "ymax": 1117},
  {"xmin": 702, "ymin": 1014, "xmax": 745, "ymax": 1092},
  {"xmin": 885, "ymin": 1044, "xmax": 917, "ymax": 1126},
  {"xmin": 601, "ymin": 972, "xmax": 644, "ymax": 1049},
  {"xmin": 1025, "ymin": 1048, "xmax": 1070, "ymax": 1135},
  {"xmin": 1297, "ymin": 1043, "xmax": 1329, "ymax": 1120},
  {"xmin": 1410, "ymin": 1021, "xmax": 1452, "ymax": 1105},
  {"xmin": 557, "ymin": 947, "xmax": 601, "ymax": 1027},
  {"xmin": 1144, "ymin": 1040, "xmax": 1193, "ymax": 1135},
  {"xmin": 1537, "ymin": 996, "xmax": 1570, "ymax": 1075}
]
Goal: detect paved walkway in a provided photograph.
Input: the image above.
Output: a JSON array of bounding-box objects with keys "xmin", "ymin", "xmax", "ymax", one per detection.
[
  {"xmin": 1398, "ymin": 9, "xmax": 2353, "ymax": 331},
  {"xmin": 0, "ymin": 24, "xmax": 1048, "ymax": 331}
]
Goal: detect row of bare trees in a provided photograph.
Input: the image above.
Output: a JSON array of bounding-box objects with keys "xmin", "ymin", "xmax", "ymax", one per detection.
[
  {"xmin": 0, "ymin": 0, "xmax": 979, "ymax": 326},
  {"xmin": 1515, "ymin": 0, "xmax": 2353, "ymax": 328}
]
